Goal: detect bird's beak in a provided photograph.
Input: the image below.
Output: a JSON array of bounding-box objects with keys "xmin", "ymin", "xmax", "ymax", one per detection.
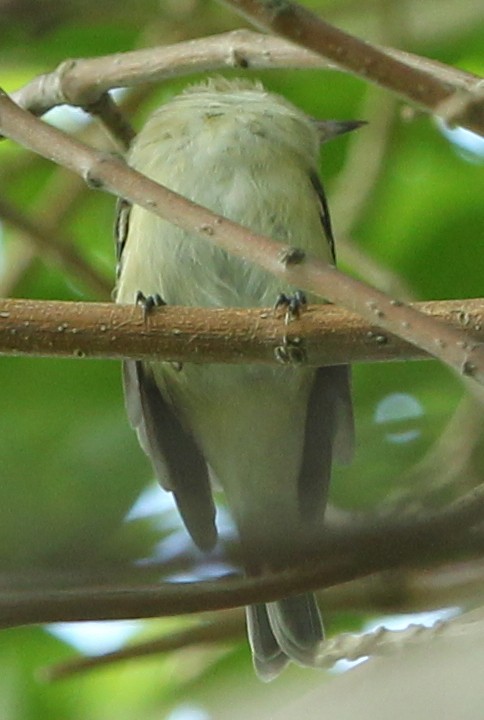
[{"xmin": 313, "ymin": 119, "xmax": 367, "ymax": 144}]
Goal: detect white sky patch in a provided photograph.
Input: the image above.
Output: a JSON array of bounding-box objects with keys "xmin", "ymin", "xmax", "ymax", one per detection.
[
  {"xmin": 331, "ymin": 655, "xmax": 369, "ymax": 674},
  {"xmin": 44, "ymin": 88, "xmax": 127, "ymax": 132},
  {"xmin": 166, "ymin": 705, "xmax": 212, "ymax": 720},
  {"xmin": 374, "ymin": 392, "xmax": 424, "ymax": 444},
  {"xmin": 44, "ymin": 104, "xmax": 91, "ymax": 132},
  {"xmin": 332, "ymin": 607, "xmax": 460, "ymax": 674},
  {"xmin": 437, "ymin": 120, "xmax": 484, "ymax": 163},
  {"xmin": 363, "ymin": 607, "xmax": 460, "ymax": 634},
  {"xmin": 126, "ymin": 482, "xmax": 173, "ymax": 520},
  {"xmin": 47, "ymin": 620, "xmax": 140, "ymax": 655},
  {"xmin": 126, "ymin": 482, "xmax": 236, "ymax": 536}
]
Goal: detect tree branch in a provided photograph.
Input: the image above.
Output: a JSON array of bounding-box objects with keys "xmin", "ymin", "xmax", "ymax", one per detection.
[
  {"xmin": 0, "ymin": 197, "xmax": 112, "ymax": 300},
  {"xmin": 0, "ymin": 297, "xmax": 483, "ymax": 366},
  {"xmin": 1, "ymin": 480, "xmax": 484, "ymax": 629},
  {"xmin": 1, "ymin": 92, "xmax": 483, "ymax": 382},
  {"xmin": 330, "ymin": 87, "xmax": 413, "ymax": 298},
  {"xmin": 219, "ymin": 2, "xmax": 484, "ymax": 136},
  {"xmin": 44, "ymin": 611, "xmax": 244, "ymax": 680},
  {"xmin": 43, "ymin": 559, "xmax": 484, "ymax": 680},
  {"xmin": 9, "ymin": 29, "xmax": 483, "ymax": 144}
]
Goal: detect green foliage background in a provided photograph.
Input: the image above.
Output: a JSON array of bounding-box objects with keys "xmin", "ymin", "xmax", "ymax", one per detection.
[{"xmin": 0, "ymin": 0, "xmax": 483, "ymax": 717}]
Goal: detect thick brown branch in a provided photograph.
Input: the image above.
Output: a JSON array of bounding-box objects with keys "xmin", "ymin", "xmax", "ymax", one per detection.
[
  {"xmin": 0, "ymin": 297, "xmax": 483, "ymax": 366},
  {"xmin": 1, "ymin": 92, "xmax": 484, "ymax": 382},
  {"xmin": 220, "ymin": 2, "xmax": 484, "ymax": 136}
]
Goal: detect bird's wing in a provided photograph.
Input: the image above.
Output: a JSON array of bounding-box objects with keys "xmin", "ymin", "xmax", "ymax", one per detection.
[
  {"xmin": 122, "ymin": 360, "xmax": 217, "ymax": 551},
  {"xmin": 114, "ymin": 197, "xmax": 131, "ymax": 280},
  {"xmin": 297, "ymin": 174, "xmax": 355, "ymax": 519},
  {"xmin": 310, "ymin": 170, "xmax": 336, "ymax": 263},
  {"xmin": 298, "ymin": 365, "xmax": 354, "ymax": 520},
  {"xmin": 115, "ymin": 199, "xmax": 217, "ymax": 551}
]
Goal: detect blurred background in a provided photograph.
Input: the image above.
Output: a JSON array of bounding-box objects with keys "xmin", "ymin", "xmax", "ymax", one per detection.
[{"xmin": 0, "ymin": 0, "xmax": 483, "ymax": 717}]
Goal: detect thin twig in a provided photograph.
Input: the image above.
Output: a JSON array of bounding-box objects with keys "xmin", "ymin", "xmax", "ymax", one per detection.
[
  {"xmin": 396, "ymin": 395, "xmax": 484, "ymax": 496},
  {"xmin": 219, "ymin": 3, "xmax": 484, "ymax": 135},
  {"xmin": 84, "ymin": 93, "xmax": 135, "ymax": 151},
  {"xmin": 338, "ymin": 237, "xmax": 414, "ymax": 300},
  {"xmin": 0, "ymin": 198, "xmax": 112, "ymax": 300},
  {"xmin": 0, "ymin": 93, "xmax": 483, "ymax": 382},
  {"xmin": 0, "ymin": 297, "xmax": 482, "ymax": 365},
  {"xmin": 44, "ymin": 611, "xmax": 243, "ymax": 680},
  {"xmin": 0, "ymin": 243, "xmax": 37, "ymax": 297},
  {"xmin": 330, "ymin": 87, "xmax": 413, "ymax": 297},
  {"xmin": 322, "ymin": 560, "xmax": 484, "ymax": 616},
  {"xmin": 331, "ymin": 89, "xmax": 397, "ymax": 239}
]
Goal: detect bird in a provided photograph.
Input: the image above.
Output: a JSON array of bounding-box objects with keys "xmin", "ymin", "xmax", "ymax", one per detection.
[{"xmin": 115, "ymin": 77, "xmax": 355, "ymax": 680}]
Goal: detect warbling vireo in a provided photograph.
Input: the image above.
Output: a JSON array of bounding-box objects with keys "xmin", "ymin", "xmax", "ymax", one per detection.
[{"xmin": 115, "ymin": 77, "xmax": 356, "ymax": 680}]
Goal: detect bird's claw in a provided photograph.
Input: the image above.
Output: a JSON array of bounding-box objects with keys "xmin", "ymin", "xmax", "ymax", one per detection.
[
  {"xmin": 274, "ymin": 290, "xmax": 307, "ymax": 324},
  {"xmin": 136, "ymin": 291, "xmax": 166, "ymax": 320}
]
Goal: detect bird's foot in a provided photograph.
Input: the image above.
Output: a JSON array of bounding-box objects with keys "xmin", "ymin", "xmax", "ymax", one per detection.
[
  {"xmin": 274, "ymin": 290, "xmax": 307, "ymax": 324},
  {"xmin": 135, "ymin": 291, "xmax": 166, "ymax": 320},
  {"xmin": 273, "ymin": 291, "xmax": 308, "ymax": 365}
]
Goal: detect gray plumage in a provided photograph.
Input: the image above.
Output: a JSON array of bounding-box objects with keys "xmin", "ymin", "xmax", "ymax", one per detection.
[{"xmin": 115, "ymin": 78, "xmax": 355, "ymax": 679}]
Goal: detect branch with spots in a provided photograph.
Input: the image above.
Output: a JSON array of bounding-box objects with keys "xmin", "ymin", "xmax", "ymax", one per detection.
[
  {"xmin": 219, "ymin": 1, "xmax": 484, "ymax": 137},
  {"xmin": 1, "ymin": 90, "xmax": 484, "ymax": 382},
  {"xmin": 8, "ymin": 28, "xmax": 483, "ymax": 149},
  {"xmin": 0, "ymin": 297, "xmax": 483, "ymax": 367}
]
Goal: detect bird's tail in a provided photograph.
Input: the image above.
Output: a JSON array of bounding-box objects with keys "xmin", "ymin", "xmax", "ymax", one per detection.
[{"xmin": 246, "ymin": 592, "xmax": 324, "ymax": 681}]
